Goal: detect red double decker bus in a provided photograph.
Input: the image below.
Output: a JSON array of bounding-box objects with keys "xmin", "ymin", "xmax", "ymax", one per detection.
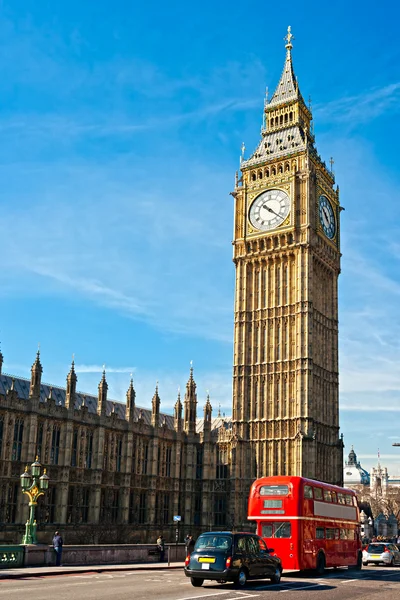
[{"xmin": 248, "ymin": 476, "xmax": 362, "ymax": 573}]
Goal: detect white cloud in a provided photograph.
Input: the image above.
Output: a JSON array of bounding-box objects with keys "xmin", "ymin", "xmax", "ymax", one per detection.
[
  {"xmin": 315, "ymin": 82, "xmax": 400, "ymax": 126},
  {"xmin": 75, "ymin": 364, "xmax": 136, "ymax": 374}
]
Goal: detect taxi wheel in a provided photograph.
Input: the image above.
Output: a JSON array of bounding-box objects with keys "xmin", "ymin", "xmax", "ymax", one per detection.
[
  {"xmin": 191, "ymin": 578, "xmax": 203, "ymax": 587},
  {"xmin": 270, "ymin": 567, "xmax": 282, "ymax": 584},
  {"xmin": 235, "ymin": 569, "xmax": 248, "ymax": 587}
]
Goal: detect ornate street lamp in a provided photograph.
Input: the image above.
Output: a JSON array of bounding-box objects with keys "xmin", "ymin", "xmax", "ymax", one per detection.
[{"xmin": 20, "ymin": 457, "xmax": 49, "ymax": 544}]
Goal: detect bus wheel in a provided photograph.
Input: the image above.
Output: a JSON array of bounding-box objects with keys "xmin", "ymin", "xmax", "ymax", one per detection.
[{"xmin": 316, "ymin": 553, "xmax": 325, "ymax": 576}]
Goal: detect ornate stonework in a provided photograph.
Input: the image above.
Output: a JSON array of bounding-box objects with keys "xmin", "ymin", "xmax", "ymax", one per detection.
[{"xmin": 231, "ymin": 27, "xmax": 343, "ymax": 506}]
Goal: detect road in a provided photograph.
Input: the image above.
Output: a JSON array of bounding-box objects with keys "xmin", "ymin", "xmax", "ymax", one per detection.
[{"xmin": 1, "ymin": 566, "xmax": 400, "ymax": 600}]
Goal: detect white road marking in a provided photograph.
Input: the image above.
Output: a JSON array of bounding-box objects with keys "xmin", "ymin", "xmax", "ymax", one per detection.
[
  {"xmin": 223, "ymin": 596, "xmax": 259, "ymax": 599},
  {"xmin": 175, "ymin": 591, "xmax": 232, "ymax": 600}
]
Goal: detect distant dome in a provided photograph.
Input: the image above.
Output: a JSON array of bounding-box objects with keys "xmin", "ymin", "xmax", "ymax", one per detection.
[{"xmin": 343, "ymin": 446, "xmax": 370, "ymax": 486}]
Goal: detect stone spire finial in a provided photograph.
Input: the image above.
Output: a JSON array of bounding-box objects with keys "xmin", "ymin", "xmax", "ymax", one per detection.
[
  {"xmin": 29, "ymin": 347, "xmax": 43, "ymax": 399},
  {"xmin": 204, "ymin": 392, "xmax": 212, "ymax": 430},
  {"xmin": 184, "ymin": 363, "xmax": 197, "ymax": 435},
  {"xmin": 126, "ymin": 375, "xmax": 136, "ymax": 424},
  {"xmin": 65, "ymin": 357, "xmax": 78, "ymax": 410},
  {"xmin": 151, "ymin": 382, "xmax": 160, "ymax": 427},
  {"xmin": 174, "ymin": 387, "xmax": 183, "ymax": 432},
  {"xmin": 97, "ymin": 367, "xmax": 108, "ymax": 417},
  {"xmin": 6, "ymin": 377, "xmax": 18, "ymax": 402},
  {"xmin": 0, "ymin": 343, "xmax": 3, "ymax": 375}
]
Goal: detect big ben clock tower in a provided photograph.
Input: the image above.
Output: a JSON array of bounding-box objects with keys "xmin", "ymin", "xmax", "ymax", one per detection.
[{"xmin": 231, "ymin": 27, "xmax": 343, "ymax": 499}]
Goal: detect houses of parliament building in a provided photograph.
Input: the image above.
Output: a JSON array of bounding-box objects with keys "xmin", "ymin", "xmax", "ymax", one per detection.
[{"xmin": 0, "ymin": 28, "xmax": 344, "ymax": 543}]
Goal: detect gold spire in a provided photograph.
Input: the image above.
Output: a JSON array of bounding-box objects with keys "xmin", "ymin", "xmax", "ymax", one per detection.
[{"xmin": 284, "ymin": 25, "xmax": 294, "ymax": 50}]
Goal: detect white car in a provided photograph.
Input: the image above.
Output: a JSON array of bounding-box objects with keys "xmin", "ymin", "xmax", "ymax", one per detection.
[{"xmin": 362, "ymin": 543, "xmax": 400, "ymax": 566}]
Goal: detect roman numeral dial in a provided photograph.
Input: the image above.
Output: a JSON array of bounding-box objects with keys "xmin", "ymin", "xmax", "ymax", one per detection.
[{"xmin": 249, "ymin": 189, "xmax": 291, "ymax": 232}]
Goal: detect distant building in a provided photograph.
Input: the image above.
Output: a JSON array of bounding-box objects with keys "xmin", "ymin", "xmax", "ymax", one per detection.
[
  {"xmin": 343, "ymin": 446, "xmax": 370, "ymax": 489},
  {"xmin": 343, "ymin": 447, "xmax": 399, "ymax": 539}
]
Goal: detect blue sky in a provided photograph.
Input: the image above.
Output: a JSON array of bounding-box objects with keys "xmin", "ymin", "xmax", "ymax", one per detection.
[{"xmin": 1, "ymin": 1, "xmax": 400, "ymax": 475}]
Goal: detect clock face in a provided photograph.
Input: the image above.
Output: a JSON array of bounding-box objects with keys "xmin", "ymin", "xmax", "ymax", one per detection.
[
  {"xmin": 319, "ymin": 195, "xmax": 336, "ymax": 239},
  {"xmin": 249, "ymin": 189, "xmax": 291, "ymax": 232}
]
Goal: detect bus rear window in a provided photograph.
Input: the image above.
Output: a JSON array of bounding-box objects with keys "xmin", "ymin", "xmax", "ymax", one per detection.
[
  {"xmin": 260, "ymin": 485, "xmax": 289, "ymax": 496},
  {"xmin": 345, "ymin": 495, "xmax": 353, "ymax": 506},
  {"xmin": 262, "ymin": 522, "xmax": 291, "ymax": 538}
]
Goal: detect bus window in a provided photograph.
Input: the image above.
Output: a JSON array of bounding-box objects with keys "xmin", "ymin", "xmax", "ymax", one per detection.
[
  {"xmin": 326, "ymin": 528, "xmax": 335, "ymax": 539},
  {"xmin": 260, "ymin": 485, "xmax": 289, "ymax": 496},
  {"xmin": 304, "ymin": 485, "xmax": 313, "ymax": 499},
  {"xmin": 337, "ymin": 493, "xmax": 345, "ymax": 505},
  {"xmin": 323, "ymin": 490, "xmax": 332, "ymax": 503},
  {"xmin": 275, "ymin": 522, "xmax": 291, "ymax": 538},
  {"xmin": 340, "ymin": 529, "xmax": 347, "ymax": 540},
  {"xmin": 316, "ymin": 527, "xmax": 324, "ymax": 539},
  {"xmin": 331, "ymin": 492, "xmax": 337, "ymax": 503},
  {"xmin": 335, "ymin": 529, "xmax": 340, "ymax": 540},
  {"xmin": 353, "ymin": 497, "xmax": 358, "ymax": 507},
  {"xmin": 262, "ymin": 521, "xmax": 291, "ymax": 538},
  {"xmin": 262, "ymin": 524, "xmax": 273, "ymax": 537},
  {"xmin": 345, "ymin": 495, "xmax": 353, "ymax": 506},
  {"xmin": 313, "ymin": 487, "xmax": 323, "ymax": 500},
  {"xmin": 347, "ymin": 529, "xmax": 355, "ymax": 540}
]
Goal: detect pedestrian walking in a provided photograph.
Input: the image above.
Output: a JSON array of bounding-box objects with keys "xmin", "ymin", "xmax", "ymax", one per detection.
[
  {"xmin": 185, "ymin": 534, "xmax": 195, "ymax": 556},
  {"xmin": 157, "ymin": 534, "xmax": 165, "ymax": 562},
  {"xmin": 52, "ymin": 531, "xmax": 63, "ymax": 566}
]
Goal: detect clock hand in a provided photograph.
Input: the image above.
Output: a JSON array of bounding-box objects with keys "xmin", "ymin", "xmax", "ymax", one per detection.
[
  {"xmin": 262, "ymin": 204, "xmax": 282, "ymax": 219},
  {"xmin": 322, "ymin": 206, "xmax": 330, "ymax": 220}
]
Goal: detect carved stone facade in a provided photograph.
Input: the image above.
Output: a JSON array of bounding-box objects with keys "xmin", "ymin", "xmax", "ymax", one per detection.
[
  {"xmin": 0, "ymin": 28, "xmax": 344, "ymax": 541},
  {"xmin": 230, "ymin": 27, "xmax": 343, "ymax": 516},
  {"xmin": 0, "ymin": 352, "xmax": 234, "ymax": 543}
]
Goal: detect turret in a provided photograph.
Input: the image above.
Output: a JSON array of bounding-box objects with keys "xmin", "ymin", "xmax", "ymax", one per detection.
[
  {"xmin": 174, "ymin": 388, "xmax": 183, "ymax": 432},
  {"xmin": 97, "ymin": 367, "xmax": 108, "ymax": 417},
  {"xmin": 29, "ymin": 349, "xmax": 43, "ymax": 399},
  {"xmin": 203, "ymin": 393, "xmax": 212, "ymax": 432},
  {"xmin": 126, "ymin": 376, "xmax": 136, "ymax": 424},
  {"xmin": 151, "ymin": 383, "xmax": 160, "ymax": 427},
  {"xmin": 65, "ymin": 358, "xmax": 77, "ymax": 410},
  {"xmin": 184, "ymin": 363, "xmax": 197, "ymax": 435}
]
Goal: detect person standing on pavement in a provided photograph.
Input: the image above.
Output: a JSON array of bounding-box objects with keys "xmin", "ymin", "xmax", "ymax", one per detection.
[
  {"xmin": 185, "ymin": 534, "xmax": 195, "ymax": 556},
  {"xmin": 52, "ymin": 531, "xmax": 64, "ymax": 566},
  {"xmin": 157, "ymin": 535, "xmax": 165, "ymax": 562}
]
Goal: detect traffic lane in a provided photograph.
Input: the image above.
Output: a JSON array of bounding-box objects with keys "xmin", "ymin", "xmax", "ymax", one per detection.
[{"xmin": 0, "ymin": 566, "xmax": 400, "ymax": 600}]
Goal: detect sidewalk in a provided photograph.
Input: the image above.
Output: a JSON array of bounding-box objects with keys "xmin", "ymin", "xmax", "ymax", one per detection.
[{"xmin": 0, "ymin": 561, "xmax": 184, "ymax": 580}]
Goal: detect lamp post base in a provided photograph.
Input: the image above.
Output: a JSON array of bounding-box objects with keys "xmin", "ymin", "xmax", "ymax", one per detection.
[{"xmin": 21, "ymin": 521, "xmax": 38, "ymax": 545}]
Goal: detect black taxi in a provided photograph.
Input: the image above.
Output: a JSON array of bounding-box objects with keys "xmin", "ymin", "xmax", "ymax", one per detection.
[{"xmin": 184, "ymin": 531, "xmax": 282, "ymax": 587}]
